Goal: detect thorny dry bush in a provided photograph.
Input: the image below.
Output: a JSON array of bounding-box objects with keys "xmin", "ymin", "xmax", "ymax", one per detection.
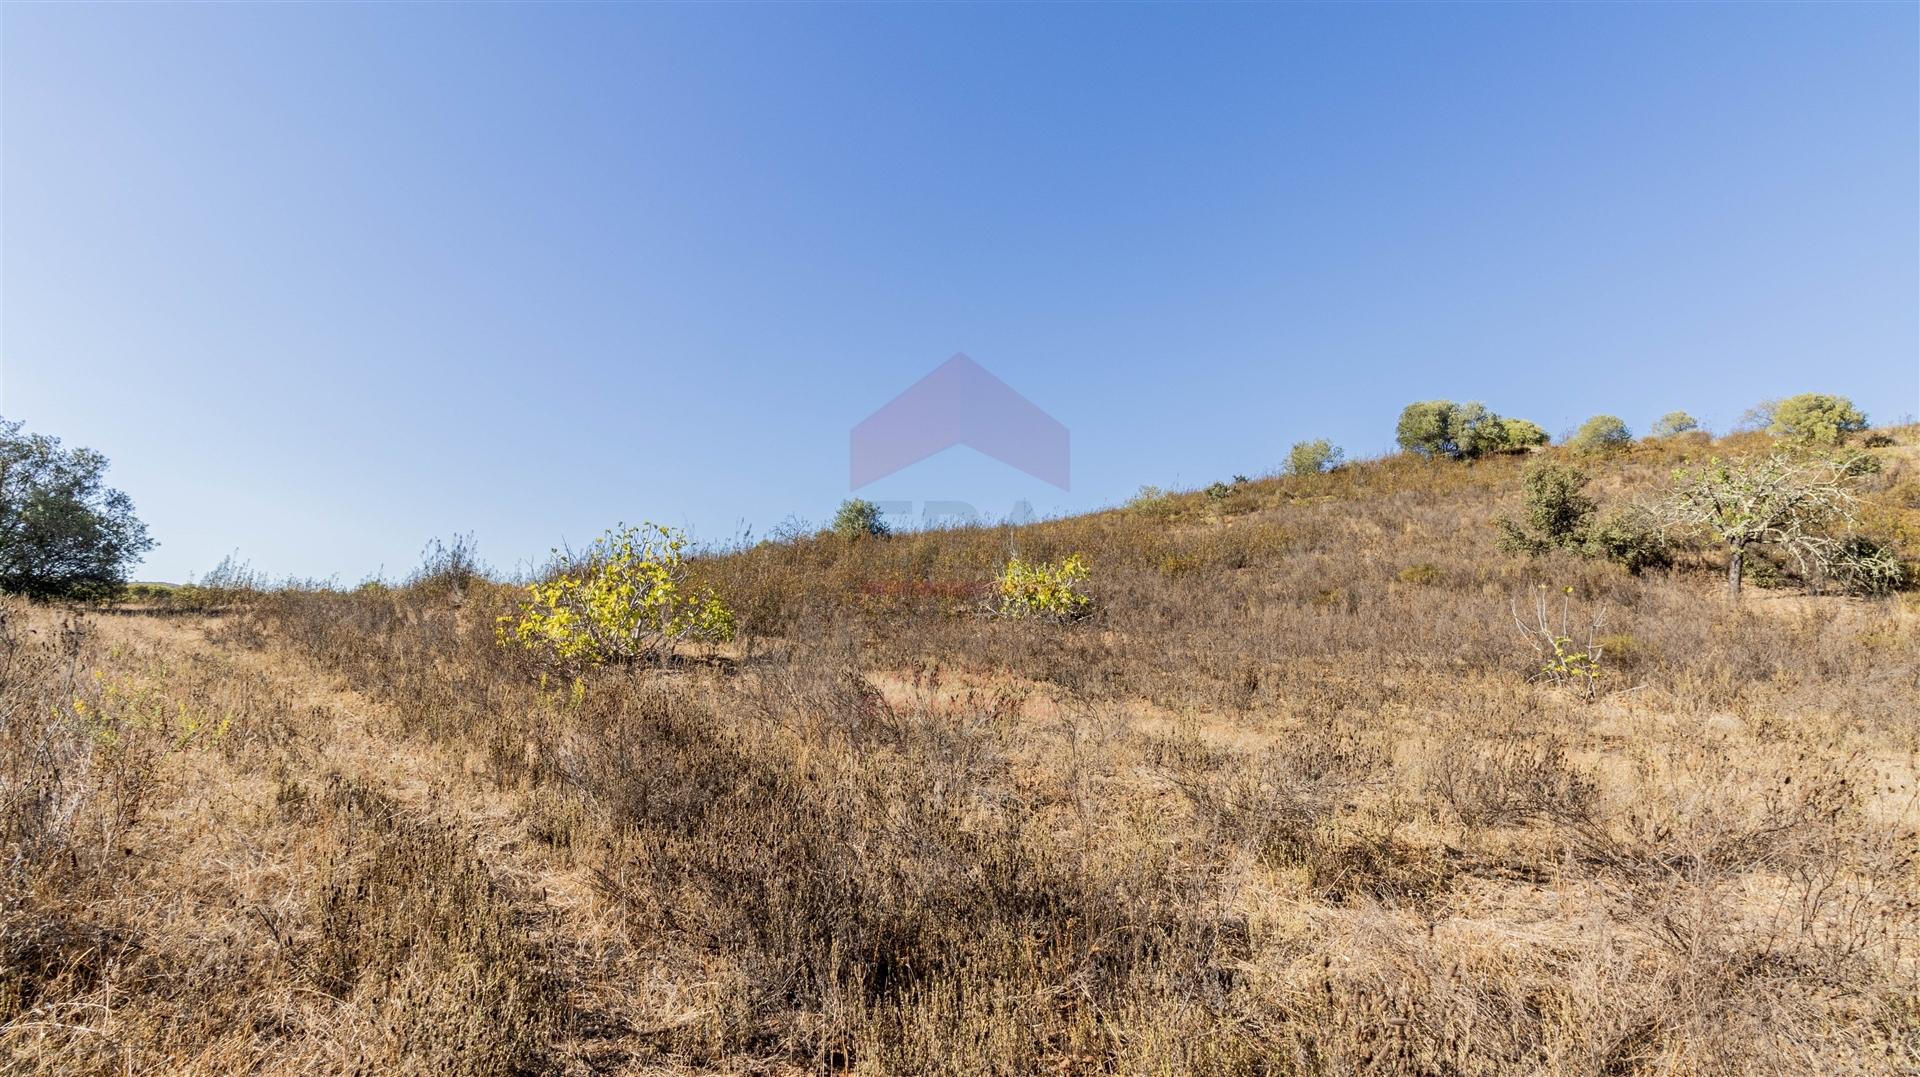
[{"xmin": 5, "ymin": 429, "xmax": 1920, "ymax": 1074}]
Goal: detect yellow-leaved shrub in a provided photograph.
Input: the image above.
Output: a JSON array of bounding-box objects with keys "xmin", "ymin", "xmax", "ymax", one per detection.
[
  {"xmin": 497, "ymin": 523, "xmax": 734, "ymax": 666},
  {"xmin": 995, "ymin": 553, "xmax": 1093, "ymax": 621}
]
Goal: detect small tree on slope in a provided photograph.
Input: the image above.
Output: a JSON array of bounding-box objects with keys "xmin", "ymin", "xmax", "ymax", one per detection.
[{"xmin": 1660, "ymin": 453, "xmax": 1870, "ymax": 598}]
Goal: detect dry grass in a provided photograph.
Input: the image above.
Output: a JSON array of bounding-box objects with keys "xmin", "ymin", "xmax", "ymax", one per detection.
[{"xmin": 4, "ymin": 430, "xmax": 1918, "ymax": 1074}]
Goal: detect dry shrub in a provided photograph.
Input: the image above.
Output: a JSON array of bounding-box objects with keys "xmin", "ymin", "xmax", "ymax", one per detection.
[
  {"xmin": 1161, "ymin": 720, "xmax": 1455, "ymax": 905},
  {"xmin": 0, "ymin": 606, "xmax": 151, "ymax": 1035},
  {"xmin": 0, "ymin": 606, "xmax": 298, "ymax": 1073},
  {"xmin": 300, "ymin": 777, "xmax": 562, "ymax": 1076},
  {"xmin": 1430, "ymin": 736, "xmax": 1598, "ymax": 830}
]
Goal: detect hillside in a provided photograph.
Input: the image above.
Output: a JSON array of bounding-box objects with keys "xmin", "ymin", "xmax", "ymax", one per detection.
[{"xmin": 5, "ymin": 430, "xmax": 1919, "ymax": 1075}]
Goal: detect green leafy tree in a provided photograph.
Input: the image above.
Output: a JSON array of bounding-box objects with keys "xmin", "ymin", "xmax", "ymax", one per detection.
[
  {"xmin": 1649, "ymin": 411, "xmax": 1700, "ymax": 438},
  {"xmin": 1453, "ymin": 402, "xmax": 1510, "ymax": 458},
  {"xmin": 830, "ymin": 498, "xmax": 891, "ymax": 540},
  {"xmin": 1497, "ymin": 418, "xmax": 1550, "ymax": 450},
  {"xmin": 1396, "ymin": 400, "xmax": 1507, "ymax": 459},
  {"xmin": 1769, "ymin": 394, "xmax": 1867, "ymax": 446},
  {"xmin": 0, "ymin": 418, "xmax": 155, "ymax": 600},
  {"xmin": 1567, "ymin": 415, "xmax": 1632, "ymax": 454},
  {"xmin": 1285, "ymin": 438, "xmax": 1344, "ymax": 475},
  {"xmin": 1396, "ymin": 400, "xmax": 1458, "ymax": 458}
]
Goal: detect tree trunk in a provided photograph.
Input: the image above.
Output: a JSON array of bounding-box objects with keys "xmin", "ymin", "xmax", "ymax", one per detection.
[{"xmin": 1727, "ymin": 545, "xmax": 1744, "ymax": 598}]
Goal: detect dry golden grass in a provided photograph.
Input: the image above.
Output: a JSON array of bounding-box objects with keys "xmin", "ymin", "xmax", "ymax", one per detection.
[{"xmin": 4, "ymin": 429, "xmax": 1918, "ymax": 1074}]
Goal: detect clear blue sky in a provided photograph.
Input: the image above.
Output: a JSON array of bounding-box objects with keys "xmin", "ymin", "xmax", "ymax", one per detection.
[{"xmin": 3, "ymin": 4, "xmax": 1915, "ymax": 583}]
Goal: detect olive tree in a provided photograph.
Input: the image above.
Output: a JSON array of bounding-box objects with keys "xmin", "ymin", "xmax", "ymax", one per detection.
[
  {"xmin": 1770, "ymin": 394, "xmax": 1867, "ymax": 446},
  {"xmin": 1498, "ymin": 418, "xmax": 1550, "ymax": 449},
  {"xmin": 1649, "ymin": 411, "xmax": 1700, "ymax": 438},
  {"xmin": 1452, "ymin": 402, "xmax": 1510, "ymax": 458},
  {"xmin": 1396, "ymin": 400, "xmax": 1459, "ymax": 457},
  {"xmin": 1660, "ymin": 452, "xmax": 1870, "ymax": 598},
  {"xmin": 1285, "ymin": 438, "xmax": 1344, "ymax": 475},
  {"xmin": 0, "ymin": 418, "xmax": 155, "ymax": 600},
  {"xmin": 1568, "ymin": 415, "xmax": 1632, "ymax": 454},
  {"xmin": 1396, "ymin": 400, "xmax": 1535, "ymax": 459}
]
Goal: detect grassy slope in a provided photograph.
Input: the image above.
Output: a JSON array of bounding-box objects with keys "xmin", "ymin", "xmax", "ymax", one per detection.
[{"xmin": 4, "ymin": 430, "xmax": 1919, "ymax": 1075}]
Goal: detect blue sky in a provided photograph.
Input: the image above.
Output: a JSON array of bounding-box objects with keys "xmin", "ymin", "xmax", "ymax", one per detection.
[{"xmin": 3, "ymin": 4, "xmax": 1915, "ymax": 583}]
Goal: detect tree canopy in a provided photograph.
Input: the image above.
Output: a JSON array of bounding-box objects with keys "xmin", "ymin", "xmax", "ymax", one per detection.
[
  {"xmin": 1395, "ymin": 400, "xmax": 1546, "ymax": 459},
  {"xmin": 1659, "ymin": 451, "xmax": 1874, "ymax": 597},
  {"xmin": 0, "ymin": 418, "xmax": 155, "ymax": 599},
  {"xmin": 1285, "ymin": 438, "xmax": 1344, "ymax": 476},
  {"xmin": 1649, "ymin": 411, "xmax": 1700, "ymax": 438},
  {"xmin": 1567, "ymin": 415, "xmax": 1632, "ymax": 454},
  {"xmin": 1770, "ymin": 394, "xmax": 1867, "ymax": 446}
]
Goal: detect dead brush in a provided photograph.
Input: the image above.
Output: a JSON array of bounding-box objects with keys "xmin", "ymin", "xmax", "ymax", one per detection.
[
  {"xmin": 1160, "ymin": 722, "xmax": 1455, "ymax": 903},
  {"xmin": 1429, "ymin": 736, "xmax": 1599, "ymax": 832},
  {"xmin": 0, "ymin": 605, "xmax": 96, "ymax": 896},
  {"xmin": 569, "ymin": 670, "xmax": 1260, "ymax": 1071},
  {"xmin": 300, "ymin": 776, "xmax": 564, "ymax": 1076},
  {"xmin": 0, "ymin": 605, "xmax": 158, "ymax": 1036},
  {"xmin": 1569, "ymin": 751, "xmax": 1872, "ymax": 887}
]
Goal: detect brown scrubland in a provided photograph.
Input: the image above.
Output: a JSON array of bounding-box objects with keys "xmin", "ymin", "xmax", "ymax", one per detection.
[{"xmin": 4, "ymin": 428, "xmax": 1919, "ymax": 1075}]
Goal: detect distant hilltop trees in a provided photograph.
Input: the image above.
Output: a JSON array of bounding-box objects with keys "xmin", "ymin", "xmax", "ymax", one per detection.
[
  {"xmin": 1391, "ymin": 392, "xmax": 1870, "ymax": 460},
  {"xmin": 1394, "ymin": 400, "xmax": 1549, "ymax": 459}
]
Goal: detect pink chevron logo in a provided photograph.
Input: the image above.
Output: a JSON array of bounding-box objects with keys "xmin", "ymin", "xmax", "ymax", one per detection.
[{"xmin": 850, "ymin": 354, "xmax": 1070, "ymax": 491}]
